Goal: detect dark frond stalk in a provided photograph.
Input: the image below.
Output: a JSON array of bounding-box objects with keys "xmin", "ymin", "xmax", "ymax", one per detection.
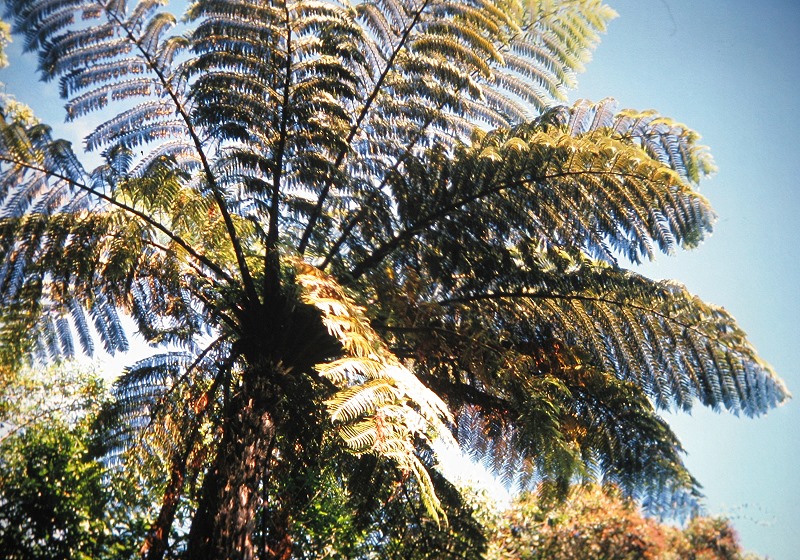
[
  {"xmin": 420, "ymin": 372, "xmax": 512, "ymax": 413},
  {"xmin": 187, "ymin": 285, "xmax": 240, "ymax": 333},
  {"xmin": 320, "ymin": 45, "xmax": 512, "ymax": 270},
  {"xmin": 264, "ymin": 4, "xmax": 293, "ymax": 300},
  {"xmin": 344, "ymin": 167, "xmax": 651, "ymax": 282},
  {"xmin": 438, "ymin": 290, "xmax": 705, "ymax": 338},
  {"xmin": 320, "ymin": 111, "xmax": 442, "ymax": 270},
  {"xmin": 345, "ymin": 175, "xmax": 535, "ymax": 282},
  {"xmin": 377, "ymin": 323, "xmax": 507, "ymax": 359},
  {"xmin": 297, "ymin": 0, "xmax": 432, "ymax": 255},
  {"xmin": 101, "ymin": 1, "xmax": 259, "ymax": 305},
  {"xmin": 320, "ymin": 156, "xmax": 414, "ymax": 271}
]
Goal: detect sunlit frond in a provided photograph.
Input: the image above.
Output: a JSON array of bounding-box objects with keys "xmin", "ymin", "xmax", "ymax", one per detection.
[{"xmin": 294, "ymin": 258, "xmax": 453, "ymax": 522}]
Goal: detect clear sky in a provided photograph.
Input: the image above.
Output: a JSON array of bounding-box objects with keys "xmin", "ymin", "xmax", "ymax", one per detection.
[
  {"xmin": 572, "ymin": 2, "xmax": 800, "ymax": 558},
  {"xmin": 1, "ymin": 1, "xmax": 798, "ymax": 558}
]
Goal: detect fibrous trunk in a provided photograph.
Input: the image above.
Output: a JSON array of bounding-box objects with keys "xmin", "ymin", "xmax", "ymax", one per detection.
[
  {"xmin": 184, "ymin": 294, "xmax": 338, "ymax": 559},
  {"xmin": 187, "ymin": 371, "xmax": 279, "ymax": 560}
]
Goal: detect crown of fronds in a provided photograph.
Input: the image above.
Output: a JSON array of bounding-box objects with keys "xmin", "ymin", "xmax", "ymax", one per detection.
[
  {"xmin": 0, "ymin": 0, "xmax": 617, "ymax": 361},
  {"xmin": 0, "ymin": 0, "xmax": 789, "ymax": 523}
]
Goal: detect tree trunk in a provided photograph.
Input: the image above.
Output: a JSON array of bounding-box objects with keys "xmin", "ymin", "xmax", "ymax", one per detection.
[
  {"xmin": 184, "ymin": 296, "xmax": 339, "ymax": 559},
  {"xmin": 186, "ymin": 371, "xmax": 277, "ymax": 560},
  {"xmin": 140, "ymin": 466, "xmax": 185, "ymax": 560}
]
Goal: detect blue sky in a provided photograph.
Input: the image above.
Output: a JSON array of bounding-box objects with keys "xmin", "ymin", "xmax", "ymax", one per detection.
[
  {"xmin": 1, "ymin": 1, "xmax": 797, "ymax": 558},
  {"xmin": 572, "ymin": 2, "xmax": 800, "ymax": 558}
]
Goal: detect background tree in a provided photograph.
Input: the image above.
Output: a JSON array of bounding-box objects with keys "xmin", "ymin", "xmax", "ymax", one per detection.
[
  {"xmin": 0, "ymin": 366, "xmax": 153, "ymax": 559},
  {"xmin": 487, "ymin": 483, "xmax": 765, "ymax": 560},
  {"xmin": 0, "ymin": 0, "xmax": 789, "ymax": 558}
]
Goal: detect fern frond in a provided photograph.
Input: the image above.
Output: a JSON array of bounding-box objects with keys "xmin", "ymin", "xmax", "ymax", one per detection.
[
  {"xmin": 437, "ymin": 252, "xmax": 789, "ymax": 416},
  {"xmin": 47, "ymin": 37, "xmax": 134, "ymax": 79},
  {"xmin": 339, "ymin": 110, "xmax": 716, "ymax": 285},
  {"xmin": 294, "ymin": 258, "xmax": 452, "ymax": 522},
  {"xmin": 83, "ymin": 100, "xmax": 175, "ymax": 149},
  {"xmin": 0, "ymin": 0, "xmax": 788, "ymax": 538},
  {"xmin": 400, "ymin": 323, "xmax": 704, "ymax": 512},
  {"xmin": 474, "ymin": 0, "xmax": 616, "ymax": 124},
  {"xmin": 68, "ymin": 297, "xmax": 93, "ymax": 355},
  {"xmin": 545, "ymin": 99, "xmax": 717, "ymax": 185},
  {"xmin": 96, "ymin": 344, "xmax": 227, "ymax": 471}
]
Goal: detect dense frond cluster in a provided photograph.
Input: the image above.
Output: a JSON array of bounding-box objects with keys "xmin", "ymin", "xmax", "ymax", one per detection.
[{"xmin": 0, "ymin": 0, "xmax": 789, "ymax": 555}]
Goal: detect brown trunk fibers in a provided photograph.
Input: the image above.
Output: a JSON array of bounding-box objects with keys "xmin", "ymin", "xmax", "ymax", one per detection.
[
  {"xmin": 187, "ymin": 371, "xmax": 277, "ymax": 560},
  {"xmin": 178, "ymin": 293, "xmax": 338, "ymax": 559}
]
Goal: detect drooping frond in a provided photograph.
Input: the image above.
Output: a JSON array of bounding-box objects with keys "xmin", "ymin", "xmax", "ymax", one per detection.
[
  {"xmin": 3, "ymin": 0, "xmax": 251, "ymax": 294},
  {"xmin": 436, "ymin": 250, "xmax": 789, "ymax": 416},
  {"xmin": 329, "ymin": 98, "xmax": 786, "ymax": 516},
  {"xmin": 99, "ymin": 352, "xmax": 193, "ymax": 461},
  {"xmin": 294, "ymin": 258, "xmax": 453, "ymax": 522},
  {"xmin": 450, "ymin": 363, "xmax": 702, "ymax": 519},
  {"xmin": 7, "ymin": 0, "xmax": 193, "ymax": 159},
  {"xmin": 339, "ymin": 449, "xmax": 489, "ymax": 559},
  {"xmin": 362, "ymin": 267, "xmax": 708, "ymax": 514},
  {"xmin": 0, "ymin": 90, "xmax": 239, "ymax": 366},
  {"xmin": 0, "ymin": 109, "xmax": 130, "ymax": 365},
  {"xmin": 363, "ymin": 240, "xmax": 787, "ymax": 514},
  {"xmin": 326, "ymin": 102, "xmax": 787, "ymax": 416}
]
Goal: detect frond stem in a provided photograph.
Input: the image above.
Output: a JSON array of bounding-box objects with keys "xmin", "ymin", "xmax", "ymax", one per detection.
[
  {"xmin": 320, "ymin": 106, "xmax": 450, "ymax": 270},
  {"xmin": 297, "ymin": 0, "xmax": 432, "ymax": 255},
  {"xmin": 346, "ymin": 167, "xmax": 647, "ymax": 282},
  {"xmin": 264, "ymin": 5, "xmax": 293, "ymax": 298},
  {"xmin": 102, "ymin": 2, "xmax": 259, "ymax": 305},
  {"xmin": 375, "ymin": 323, "xmax": 507, "ymax": 357},
  {"xmin": 438, "ymin": 290, "xmax": 713, "ymax": 343}
]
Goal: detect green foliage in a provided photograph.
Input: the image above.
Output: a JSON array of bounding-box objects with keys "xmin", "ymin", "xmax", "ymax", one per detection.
[
  {"xmin": 0, "ymin": 366, "xmax": 152, "ymax": 560},
  {"xmin": 288, "ymin": 450, "xmax": 489, "ymax": 560},
  {"xmin": 0, "ymin": 0, "xmax": 790, "ymax": 556},
  {"xmin": 0, "ymin": 420, "xmax": 108, "ymax": 560}
]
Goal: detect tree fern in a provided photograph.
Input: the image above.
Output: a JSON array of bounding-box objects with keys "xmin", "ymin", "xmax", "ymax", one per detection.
[{"xmin": 0, "ymin": 0, "xmax": 789, "ymax": 557}]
